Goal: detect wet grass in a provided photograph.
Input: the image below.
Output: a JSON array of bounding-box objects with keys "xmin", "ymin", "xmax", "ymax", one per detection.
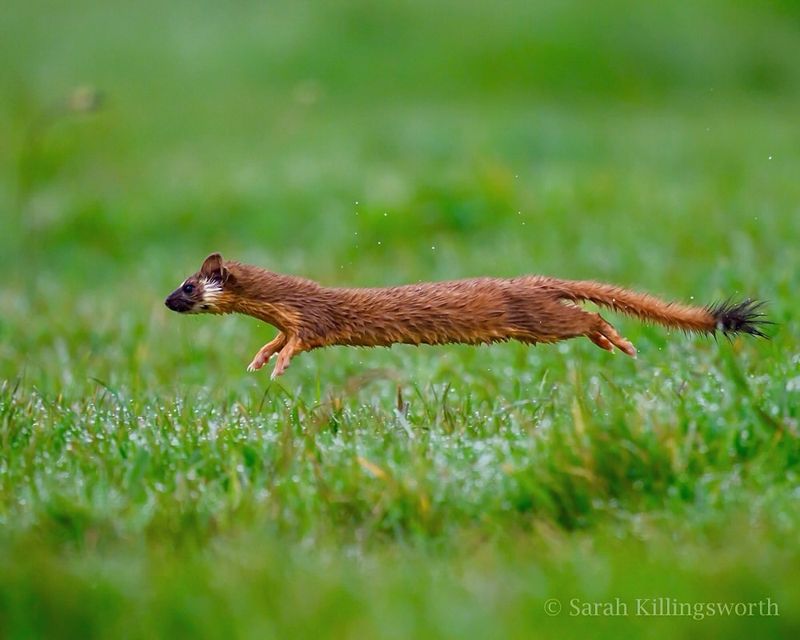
[{"xmin": 2, "ymin": 0, "xmax": 800, "ymax": 637}]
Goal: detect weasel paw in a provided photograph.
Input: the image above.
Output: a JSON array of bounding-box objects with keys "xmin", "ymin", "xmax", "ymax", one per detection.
[
  {"xmin": 246, "ymin": 358, "xmax": 263, "ymax": 372},
  {"xmin": 247, "ymin": 352, "xmax": 277, "ymax": 372},
  {"xmin": 270, "ymin": 365, "xmax": 285, "ymax": 380},
  {"xmin": 270, "ymin": 359, "xmax": 291, "ymax": 379}
]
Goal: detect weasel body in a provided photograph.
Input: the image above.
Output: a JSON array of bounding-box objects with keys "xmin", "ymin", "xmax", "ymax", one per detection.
[{"xmin": 165, "ymin": 253, "xmax": 768, "ymax": 378}]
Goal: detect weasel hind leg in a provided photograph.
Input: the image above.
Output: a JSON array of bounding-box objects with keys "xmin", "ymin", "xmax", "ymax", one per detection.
[
  {"xmin": 519, "ymin": 300, "xmax": 637, "ymax": 357},
  {"xmin": 588, "ymin": 314, "xmax": 636, "ymax": 357},
  {"xmin": 538, "ymin": 299, "xmax": 637, "ymax": 357}
]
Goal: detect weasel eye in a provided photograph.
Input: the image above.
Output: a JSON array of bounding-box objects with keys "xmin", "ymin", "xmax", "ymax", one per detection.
[{"xmin": 182, "ymin": 283, "xmax": 195, "ymax": 294}]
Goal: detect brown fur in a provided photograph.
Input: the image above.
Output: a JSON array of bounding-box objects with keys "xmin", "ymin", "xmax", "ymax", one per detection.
[{"xmin": 164, "ymin": 253, "xmax": 768, "ymax": 378}]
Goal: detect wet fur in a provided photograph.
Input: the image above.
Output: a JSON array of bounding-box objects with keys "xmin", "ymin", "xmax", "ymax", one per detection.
[{"xmin": 165, "ymin": 253, "xmax": 769, "ymax": 378}]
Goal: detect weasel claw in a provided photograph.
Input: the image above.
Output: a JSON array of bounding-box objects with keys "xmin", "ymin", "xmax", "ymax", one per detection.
[
  {"xmin": 270, "ymin": 366, "xmax": 284, "ymax": 380},
  {"xmin": 247, "ymin": 358, "xmax": 264, "ymax": 372},
  {"xmin": 247, "ymin": 351, "xmax": 278, "ymax": 372}
]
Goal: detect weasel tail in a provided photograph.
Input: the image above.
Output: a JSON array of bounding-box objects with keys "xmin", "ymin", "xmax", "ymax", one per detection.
[
  {"xmin": 552, "ymin": 279, "xmax": 769, "ymax": 337},
  {"xmin": 165, "ymin": 253, "xmax": 770, "ymax": 379}
]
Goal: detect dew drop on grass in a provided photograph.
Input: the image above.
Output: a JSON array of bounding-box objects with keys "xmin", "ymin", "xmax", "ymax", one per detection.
[{"xmin": 786, "ymin": 376, "xmax": 800, "ymax": 392}]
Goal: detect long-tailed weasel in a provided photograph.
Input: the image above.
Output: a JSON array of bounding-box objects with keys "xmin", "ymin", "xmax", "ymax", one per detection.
[{"xmin": 165, "ymin": 253, "xmax": 768, "ymax": 379}]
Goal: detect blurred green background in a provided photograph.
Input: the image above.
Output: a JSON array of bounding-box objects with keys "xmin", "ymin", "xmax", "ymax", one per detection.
[{"xmin": 1, "ymin": 0, "xmax": 799, "ymax": 638}]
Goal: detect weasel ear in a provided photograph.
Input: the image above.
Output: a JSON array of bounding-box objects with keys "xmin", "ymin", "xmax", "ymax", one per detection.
[{"xmin": 200, "ymin": 252, "xmax": 228, "ymax": 280}]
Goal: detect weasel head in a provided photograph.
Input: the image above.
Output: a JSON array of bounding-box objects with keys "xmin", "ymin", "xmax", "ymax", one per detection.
[{"xmin": 165, "ymin": 252, "xmax": 235, "ymax": 315}]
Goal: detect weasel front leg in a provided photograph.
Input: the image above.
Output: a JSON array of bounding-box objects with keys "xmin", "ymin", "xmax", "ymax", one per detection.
[
  {"xmin": 270, "ymin": 336, "xmax": 306, "ymax": 379},
  {"xmin": 247, "ymin": 333, "xmax": 288, "ymax": 372}
]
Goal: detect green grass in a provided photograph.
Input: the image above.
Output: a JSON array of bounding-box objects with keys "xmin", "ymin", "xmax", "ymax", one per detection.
[{"xmin": 2, "ymin": 0, "xmax": 800, "ymax": 637}]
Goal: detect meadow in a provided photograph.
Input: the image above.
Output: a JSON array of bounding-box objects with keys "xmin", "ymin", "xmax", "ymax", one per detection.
[{"xmin": 1, "ymin": 0, "xmax": 800, "ymax": 637}]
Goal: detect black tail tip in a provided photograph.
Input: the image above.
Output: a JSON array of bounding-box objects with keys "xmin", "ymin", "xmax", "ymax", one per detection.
[{"xmin": 708, "ymin": 298, "xmax": 772, "ymax": 338}]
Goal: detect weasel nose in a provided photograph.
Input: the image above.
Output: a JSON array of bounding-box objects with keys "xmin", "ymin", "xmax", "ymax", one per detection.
[{"xmin": 165, "ymin": 293, "xmax": 190, "ymax": 313}]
